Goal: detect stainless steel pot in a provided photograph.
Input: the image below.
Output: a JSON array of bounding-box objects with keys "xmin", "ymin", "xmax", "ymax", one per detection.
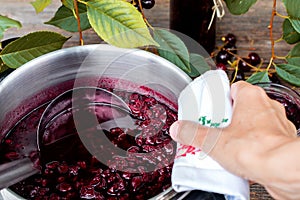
[{"xmin": 0, "ymin": 44, "xmax": 192, "ymax": 199}]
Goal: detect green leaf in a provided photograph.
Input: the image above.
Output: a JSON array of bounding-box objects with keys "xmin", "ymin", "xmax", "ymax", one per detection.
[
  {"xmin": 31, "ymin": 0, "xmax": 52, "ymax": 13},
  {"xmin": 188, "ymin": 53, "xmax": 210, "ymax": 77},
  {"xmin": 153, "ymin": 29, "xmax": 190, "ymax": 73},
  {"xmin": 275, "ymin": 63, "xmax": 300, "ymax": 87},
  {"xmin": 86, "ymin": 0, "xmax": 158, "ymax": 48},
  {"xmin": 224, "ymin": 0, "xmax": 257, "ymax": 15},
  {"xmin": 45, "ymin": 4, "xmax": 91, "ymax": 32},
  {"xmin": 0, "ymin": 31, "xmax": 69, "ymax": 69},
  {"xmin": 246, "ymin": 71, "xmax": 270, "ymax": 84},
  {"xmin": 288, "ymin": 18, "xmax": 300, "ymax": 34},
  {"xmin": 286, "ymin": 43, "xmax": 300, "ymax": 65},
  {"xmin": 61, "ymin": 0, "xmax": 74, "ymax": 10},
  {"xmin": 0, "ymin": 15, "xmax": 22, "ymax": 40},
  {"xmin": 0, "ymin": 59, "xmax": 9, "ymax": 73},
  {"xmin": 61, "ymin": 0, "xmax": 89, "ymax": 12},
  {"xmin": 283, "ymin": 19, "xmax": 300, "ymax": 44},
  {"xmin": 283, "ymin": 0, "xmax": 300, "ymax": 19}
]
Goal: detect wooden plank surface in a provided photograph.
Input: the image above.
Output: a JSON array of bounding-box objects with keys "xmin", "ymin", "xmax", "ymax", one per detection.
[{"xmin": 0, "ymin": 1, "xmax": 296, "ymax": 200}]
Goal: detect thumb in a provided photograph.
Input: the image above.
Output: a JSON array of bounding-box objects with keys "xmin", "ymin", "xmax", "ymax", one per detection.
[{"xmin": 169, "ymin": 120, "xmax": 223, "ymax": 154}]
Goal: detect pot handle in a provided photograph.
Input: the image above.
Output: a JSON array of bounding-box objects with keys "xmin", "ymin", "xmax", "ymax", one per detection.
[{"xmin": 155, "ymin": 187, "xmax": 191, "ymax": 200}]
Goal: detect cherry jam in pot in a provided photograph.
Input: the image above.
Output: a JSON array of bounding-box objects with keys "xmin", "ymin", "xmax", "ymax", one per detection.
[{"xmin": 0, "ymin": 78, "xmax": 178, "ymax": 200}]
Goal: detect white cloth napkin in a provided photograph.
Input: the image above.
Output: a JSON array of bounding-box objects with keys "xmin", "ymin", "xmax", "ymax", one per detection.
[{"xmin": 171, "ymin": 70, "xmax": 250, "ymax": 200}]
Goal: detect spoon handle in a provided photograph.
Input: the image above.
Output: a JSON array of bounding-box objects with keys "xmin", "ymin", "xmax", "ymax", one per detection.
[{"xmin": 0, "ymin": 158, "xmax": 39, "ymax": 189}]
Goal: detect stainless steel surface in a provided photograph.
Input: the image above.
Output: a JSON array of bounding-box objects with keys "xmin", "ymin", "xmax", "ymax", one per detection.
[
  {"xmin": 0, "ymin": 44, "xmax": 191, "ymax": 133},
  {"xmin": 0, "ymin": 44, "xmax": 192, "ymax": 199}
]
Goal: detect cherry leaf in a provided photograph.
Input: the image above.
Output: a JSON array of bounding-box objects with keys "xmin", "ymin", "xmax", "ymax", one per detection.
[
  {"xmin": 61, "ymin": 0, "xmax": 74, "ymax": 10},
  {"xmin": 275, "ymin": 63, "xmax": 300, "ymax": 87},
  {"xmin": 0, "ymin": 62, "xmax": 12, "ymax": 82},
  {"xmin": 0, "ymin": 31, "xmax": 69, "ymax": 69},
  {"xmin": 0, "ymin": 59, "xmax": 9, "ymax": 73},
  {"xmin": 153, "ymin": 28, "xmax": 190, "ymax": 73},
  {"xmin": 246, "ymin": 71, "xmax": 270, "ymax": 84},
  {"xmin": 188, "ymin": 53, "xmax": 210, "ymax": 77},
  {"xmin": 283, "ymin": 19, "xmax": 300, "ymax": 44},
  {"xmin": 288, "ymin": 18, "xmax": 300, "ymax": 35},
  {"xmin": 0, "ymin": 15, "xmax": 22, "ymax": 40},
  {"xmin": 224, "ymin": 0, "xmax": 257, "ymax": 15},
  {"xmin": 283, "ymin": 0, "xmax": 300, "ymax": 19},
  {"xmin": 45, "ymin": 4, "xmax": 91, "ymax": 32},
  {"xmin": 31, "ymin": 0, "xmax": 52, "ymax": 13},
  {"xmin": 286, "ymin": 43, "xmax": 300, "ymax": 65},
  {"xmin": 86, "ymin": 0, "xmax": 158, "ymax": 48}
]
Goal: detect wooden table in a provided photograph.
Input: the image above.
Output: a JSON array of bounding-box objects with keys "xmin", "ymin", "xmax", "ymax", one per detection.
[{"xmin": 0, "ymin": 1, "xmax": 296, "ymax": 199}]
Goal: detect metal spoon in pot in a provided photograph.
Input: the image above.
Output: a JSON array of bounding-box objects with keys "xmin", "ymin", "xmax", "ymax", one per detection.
[{"xmin": 0, "ymin": 87, "xmax": 138, "ymax": 189}]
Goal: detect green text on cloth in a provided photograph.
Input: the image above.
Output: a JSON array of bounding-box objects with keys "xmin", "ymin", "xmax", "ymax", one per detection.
[{"xmin": 198, "ymin": 116, "xmax": 229, "ymax": 127}]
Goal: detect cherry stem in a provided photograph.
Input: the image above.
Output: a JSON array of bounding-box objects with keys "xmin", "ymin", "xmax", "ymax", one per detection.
[
  {"xmin": 74, "ymin": 0, "xmax": 84, "ymax": 46},
  {"xmin": 226, "ymin": 49, "xmax": 260, "ymax": 71},
  {"xmin": 230, "ymin": 65, "xmax": 238, "ymax": 85},
  {"xmin": 275, "ymin": 12, "xmax": 289, "ymax": 19},
  {"xmin": 266, "ymin": 57, "xmax": 274, "ymax": 72},
  {"xmin": 137, "ymin": 0, "xmax": 154, "ymax": 30},
  {"xmin": 275, "ymin": 37, "xmax": 283, "ymax": 43},
  {"xmin": 269, "ymin": 0, "xmax": 276, "ymax": 60},
  {"xmin": 276, "ymin": 56, "xmax": 286, "ymax": 60}
]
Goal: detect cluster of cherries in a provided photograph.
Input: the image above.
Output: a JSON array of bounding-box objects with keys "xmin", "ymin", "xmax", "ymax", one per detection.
[
  {"xmin": 214, "ymin": 34, "xmax": 299, "ymax": 132},
  {"xmin": 214, "ymin": 33, "xmax": 263, "ymax": 82},
  {"xmin": 130, "ymin": 0, "xmax": 155, "ymax": 10}
]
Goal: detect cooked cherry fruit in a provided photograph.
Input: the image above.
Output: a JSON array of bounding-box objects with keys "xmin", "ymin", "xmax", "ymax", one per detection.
[{"xmin": 0, "ymin": 86, "xmax": 177, "ymax": 199}]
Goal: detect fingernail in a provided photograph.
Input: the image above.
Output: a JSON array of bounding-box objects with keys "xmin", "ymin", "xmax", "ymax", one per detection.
[{"xmin": 170, "ymin": 122, "xmax": 179, "ymax": 140}]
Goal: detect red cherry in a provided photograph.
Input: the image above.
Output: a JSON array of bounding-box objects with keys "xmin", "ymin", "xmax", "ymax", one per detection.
[{"xmin": 248, "ymin": 52, "xmax": 261, "ymax": 66}]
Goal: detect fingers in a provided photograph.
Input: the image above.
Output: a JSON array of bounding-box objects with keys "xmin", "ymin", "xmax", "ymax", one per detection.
[
  {"xmin": 265, "ymin": 185, "xmax": 300, "ymax": 200},
  {"xmin": 230, "ymin": 81, "xmax": 249, "ymax": 100},
  {"xmin": 285, "ymin": 120, "xmax": 298, "ymax": 138},
  {"xmin": 231, "ymin": 81, "xmax": 269, "ymax": 107},
  {"xmin": 269, "ymin": 98, "xmax": 287, "ymax": 116},
  {"xmin": 170, "ymin": 121, "xmax": 205, "ymax": 148},
  {"xmin": 269, "ymin": 99, "xmax": 298, "ymax": 137},
  {"xmin": 170, "ymin": 120, "xmax": 223, "ymax": 155}
]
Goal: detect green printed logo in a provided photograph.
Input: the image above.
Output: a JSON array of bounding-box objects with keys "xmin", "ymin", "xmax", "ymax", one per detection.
[{"xmin": 198, "ymin": 116, "xmax": 229, "ymax": 127}]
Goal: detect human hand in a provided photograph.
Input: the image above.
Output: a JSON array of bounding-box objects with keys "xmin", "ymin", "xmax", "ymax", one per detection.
[{"xmin": 170, "ymin": 81, "xmax": 299, "ymax": 199}]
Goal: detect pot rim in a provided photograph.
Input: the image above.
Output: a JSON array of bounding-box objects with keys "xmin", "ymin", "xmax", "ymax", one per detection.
[{"xmin": 0, "ymin": 44, "xmax": 192, "ymax": 199}]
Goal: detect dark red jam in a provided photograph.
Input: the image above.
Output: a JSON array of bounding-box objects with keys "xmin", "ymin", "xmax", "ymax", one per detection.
[{"xmin": 0, "ymin": 79, "xmax": 178, "ymax": 200}]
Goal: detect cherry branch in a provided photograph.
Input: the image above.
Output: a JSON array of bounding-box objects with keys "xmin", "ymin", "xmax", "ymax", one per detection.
[
  {"xmin": 268, "ymin": 0, "xmax": 277, "ymax": 60},
  {"xmin": 136, "ymin": 0, "xmax": 153, "ymax": 29},
  {"xmin": 74, "ymin": 0, "xmax": 83, "ymax": 45}
]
